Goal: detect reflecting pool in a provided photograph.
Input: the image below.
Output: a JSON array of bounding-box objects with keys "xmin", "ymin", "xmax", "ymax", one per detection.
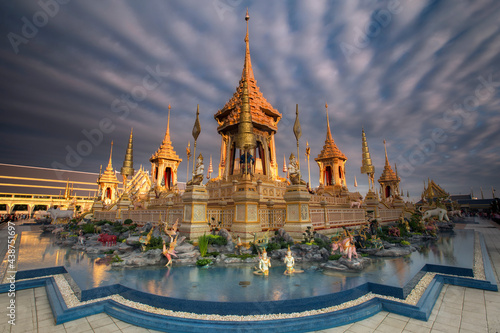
[{"xmin": 17, "ymin": 230, "xmax": 474, "ymax": 302}]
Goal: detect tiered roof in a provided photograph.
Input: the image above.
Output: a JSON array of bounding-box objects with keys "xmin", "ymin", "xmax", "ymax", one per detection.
[
  {"xmin": 378, "ymin": 140, "xmax": 399, "ymax": 183},
  {"xmin": 99, "ymin": 142, "xmax": 119, "ymax": 184},
  {"xmin": 315, "ymin": 104, "xmax": 347, "ymax": 162},
  {"xmin": 214, "ymin": 11, "xmax": 281, "ymax": 134},
  {"xmin": 150, "ymin": 105, "xmax": 182, "ymax": 163}
]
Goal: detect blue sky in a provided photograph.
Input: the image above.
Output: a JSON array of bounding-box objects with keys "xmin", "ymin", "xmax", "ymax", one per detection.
[{"xmin": 1, "ymin": 0, "xmax": 499, "ymax": 200}]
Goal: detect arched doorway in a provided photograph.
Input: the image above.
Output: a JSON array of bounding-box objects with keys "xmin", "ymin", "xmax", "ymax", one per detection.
[
  {"xmin": 385, "ymin": 186, "xmax": 391, "ymax": 198},
  {"xmin": 325, "ymin": 166, "xmax": 333, "ymax": 186},
  {"xmin": 106, "ymin": 187, "xmax": 112, "ymax": 199},
  {"xmin": 164, "ymin": 167, "xmax": 172, "ymax": 189}
]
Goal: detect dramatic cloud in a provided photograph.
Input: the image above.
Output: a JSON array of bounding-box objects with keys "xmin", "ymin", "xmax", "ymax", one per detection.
[{"xmin": 1, "ymin": 0, "xmax": 499, "ymax": 199}]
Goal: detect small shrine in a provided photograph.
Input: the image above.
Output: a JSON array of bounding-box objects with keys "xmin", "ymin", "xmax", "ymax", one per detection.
[
  {"xmin": 315, "ymin": 104, "xmax": 348, "ymax": 196},
  {"xmin": 149, "ymin": 105, "xmax": 182, "ymax": 194},
  {"xmin": 96, "ymin": 142, "xmax": 120, "ymax": 204}
]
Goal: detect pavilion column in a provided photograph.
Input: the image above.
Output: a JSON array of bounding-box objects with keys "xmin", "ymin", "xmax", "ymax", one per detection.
[
  {"xmin": 180, "ymin": 185, "xmax": 209, "ymax": 239},
  {"xmin": 283, "ymin": 183, "xmax": 312, "ymax": 241},
  {"xmin": 231, "ymin": 176, "xmax": 261, "ymax": 243}
]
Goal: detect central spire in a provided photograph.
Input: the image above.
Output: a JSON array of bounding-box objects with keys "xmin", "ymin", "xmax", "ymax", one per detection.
[
  {"xmin": 242, "ymin": 8, "xmax": 254, "ymax": 82},
  {"xmin": 236, "ymin": 10, "xmax": 256, "ymax": 151}
]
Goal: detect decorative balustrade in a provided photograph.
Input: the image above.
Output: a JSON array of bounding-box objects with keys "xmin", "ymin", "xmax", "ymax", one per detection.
[
  {"xmin": 207, "ymin": 208, "xmax": 234, "ymax": 230},
  {"xmin": 379, "ymin": 208, "xmax": 401, "ymax": 223},
  {"xmin": 259, "ymin": 208, "xmax": 286, "ymax": 230}
]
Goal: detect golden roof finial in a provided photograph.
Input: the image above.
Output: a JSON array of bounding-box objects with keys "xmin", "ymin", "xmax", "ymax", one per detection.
[
  {"xmin": 108, "ymin": 141, "xmax": 114, "ymax": 168},
  {"xmin": 242, "ymin": 9, "xmax": 254, "ymax": 82},
  {"xmin": 383, "ymin": 139, "xmax": 389, "ymax": 166},
  {"xmin": 121, "ymin": 128, "xmax": 134, "ymax": 178},
  {"xmin": 167, "ymin": 104, "xmax": 171, "ymax": 137},
  {"xmin": 360, "ymin": 128, "xmax": 375, "ymax": 175},
  {"xmin": 325, "ymin": 103, "xmax": 333, "ymax": 142},
  {"xmin": 236, "ymin": 46, "xmax": 256, "ymax": 151}
]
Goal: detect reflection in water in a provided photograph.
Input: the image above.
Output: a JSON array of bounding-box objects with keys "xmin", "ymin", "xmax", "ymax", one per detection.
[{"xmin": 17, "ymin": 230, "xmax": 474, "ymax": 302}]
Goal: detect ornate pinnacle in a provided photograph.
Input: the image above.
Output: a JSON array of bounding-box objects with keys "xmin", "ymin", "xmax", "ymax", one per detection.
[
  {"xmin": 360, "ymin": 128, "xmax": 375, "ymax": 175},
  {"xmin": 121, "ymin": 128, "xmax": 134, "ymax": 178}
]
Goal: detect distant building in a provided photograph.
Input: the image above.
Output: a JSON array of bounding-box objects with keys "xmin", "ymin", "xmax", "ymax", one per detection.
[{"xmin": 0, "ymin": 163, "xmax": 101, "ymax": 216}]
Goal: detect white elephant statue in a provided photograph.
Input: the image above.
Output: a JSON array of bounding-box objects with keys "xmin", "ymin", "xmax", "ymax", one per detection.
[{"xmin": 422, "ymin": 208, "xmax": 450, "ymax": 222}]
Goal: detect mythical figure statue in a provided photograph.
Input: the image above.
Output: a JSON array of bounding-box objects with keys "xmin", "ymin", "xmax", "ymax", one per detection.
[
  {"xmin": 420, "ymin": 207, "xmax": 450, "ymax": 222},
  {"xmin": 139, "ymin": 227, "xmax": 153, "ymax": 251},
  {"xmin": 186, "ymin": 154, "xmax": 204, "ymax": 186},
  {"xmin": 163, "ymin": 234, "xmax": 179, "ymax": 267},
  {"xmin": 288, "ymin": 153, "xmax": 306, "ymax": 185},
  {"xmin": 254, "ymin": 248, "xmax": 271, "ymax": 276},
  {"xmin": 331, "ymin": 229, "xmax": 358, "ymax": 261},
  {"xmin": 164, "ymin": 219, "xmax": 179, "ymax": 243}
]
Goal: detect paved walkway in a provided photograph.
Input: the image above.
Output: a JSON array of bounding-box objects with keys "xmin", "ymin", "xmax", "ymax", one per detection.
[{"xmin": 0, "ymin": 218, "xmax": 499, "ymax": 333}]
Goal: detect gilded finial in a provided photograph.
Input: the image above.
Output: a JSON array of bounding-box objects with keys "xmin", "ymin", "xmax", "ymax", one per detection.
[
  {"xmin": 121, "ymin": 128, "xmax": 135, "ymax": 178},
  {"xmin": 383, "ymin": 139, "xmax": 389, "ymax": 166}
]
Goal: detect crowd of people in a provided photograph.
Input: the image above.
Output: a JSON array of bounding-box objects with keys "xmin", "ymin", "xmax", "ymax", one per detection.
[{"xmin": 0, "ymin": 213, "xmax": 29, "ymax": 222}]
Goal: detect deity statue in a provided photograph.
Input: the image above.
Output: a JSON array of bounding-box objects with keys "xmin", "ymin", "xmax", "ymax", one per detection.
[
  {"xmin": 283, "ymin": 245, "xmax": 303, "ymax": 275},
  {"xmin": 186, "ymin": 154, "xmax": 204, "ymax": 186},
  {"xmin": 239, "ymin": 152, "xmax": 255, "ymax": 174},
  {"xmin": 288, "ymin": 153, "xmax": 306, "ymax": 185},
  {"xmin": 254, "ymin": 248, "xmax": 271, "ymax": 276}
]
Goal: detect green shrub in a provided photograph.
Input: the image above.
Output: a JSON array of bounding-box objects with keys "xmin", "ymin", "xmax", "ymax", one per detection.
[
  {"xmin": 314, "ymin": 237, "xmax": 330, "ymax": 250},
  {"xmin": 128, "ymin": 224, "xmax": 137, "ymax": 231},
  {"xmin": 205, "ymin": 252, "xmax": 220, "ymax": 257},
  {"xmin": 95, "ymin": 220, "xmax": 109, "ymax": 226},
  {"xmin": 111, "ymin": 255, "xmax": 123, "ymax": 263},
  {"xmin": 226, "ymin": 254, "xmax": 256, "ymax": 260},
  {"xmin": 82, "ymin": 223, "xmax": 95, "ymax": 234},
  {"xmin": 266, "ymin": 242, "xmax": 281, "ymax": 252},
  {"xmin": 401, "ymin": 240, "xmax": 410, "ymax": 246},
  {"xmin": 361, "ymin": 253, "xmax": 370, "ymax": 257},
  {"xmin": 104, "ymin": 250, "xmax": 114, "ymax": 254},
  {"xmin": 196, "ymin": 258, "xmax": 212, "ymax": 266},
  {"xmin": 145, "ymin": 236, "xmax": 163, "ymax": 251},
  {"xmin": 124, "ymin": 219, "xmax": 133, "ymax": 225},
  {"xmin": 198, "ymin": 234, "xmax": 209, "ymax": 257},
  {"xmin": 207, "ymin": 234, "xmax": 227, "ymax": 246},
  {"xmin": 329, "ymin": 254, "xmax": 342, "ymax": 260}
]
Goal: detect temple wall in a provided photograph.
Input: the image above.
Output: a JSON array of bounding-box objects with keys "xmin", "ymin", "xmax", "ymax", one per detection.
[
  {"xmin": 379, "ymin": 207, "xmax": 402, "ymax": 223},
  {"xmin": 94, "ymin": 198, "xmax": 403, "ymax": 238}
]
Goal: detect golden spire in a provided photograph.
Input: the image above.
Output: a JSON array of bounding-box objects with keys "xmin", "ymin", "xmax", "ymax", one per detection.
[
  {"xmin": 100, "ymin": 141, "xmax": 119, "ymax": 184},
  {"xmin": 315, "ymin": 103, "xmax": 346, "ymax": 161},
  {"xmin": 214, "ymin": 10, "xmax": 281, "ymax": 135},
  {"xmin": 121, "ymin": 128, "xmax": 134, "ymax": 178},
  {"xmin": 108, "ymin": 141, "xmax": 114, "ymax": 169},
  {"xmin": 167, "ymin": 104, "xmax": 171, "ymax": 137},
  {"xmin": 325, "ymin": 103, "xmax": 333, "ymax": 142},
  {"xmin": 378, "ymin": 140, "xmax": 398, "ymax": 183},
  {"xmin": 236, "ymin": 12, "xmax": 256, "ymax": 151},
  {"xmin": 360, "ymin": 128, "xmax": 375, "ymax": 175},
  {"xmin": 384, "ymin": 139, "xmax": 390, "ymax": 167},
  {"xmin": 242, "ymin": 8, "xmax": 254, "ymax": 81},
  {"xmin": 150, "ymin": 106, "xmax": 182, "ymax": 164}
]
